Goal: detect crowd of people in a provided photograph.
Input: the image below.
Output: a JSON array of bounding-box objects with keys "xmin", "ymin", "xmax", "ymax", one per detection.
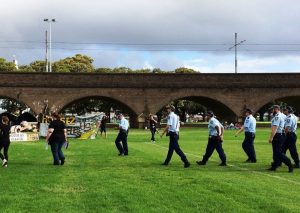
[{"xmin": 0, "ymin": 104, "xmax": 298, "ymax": 173}]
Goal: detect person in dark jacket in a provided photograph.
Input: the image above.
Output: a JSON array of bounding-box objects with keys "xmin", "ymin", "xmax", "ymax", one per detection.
[
  {"xmin": 149, "ymin": 114, "xmax": 158, "ymax": 143},
  {"xmin": 0, "ymin": 116, "xmax": 11, "ymax": 167},
  {"xmin": 46, "ymin": 112, "xmax": 67, "ymax": 165}
]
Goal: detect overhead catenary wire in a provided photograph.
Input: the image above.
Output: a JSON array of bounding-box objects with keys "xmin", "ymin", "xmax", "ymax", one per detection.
[{"xmin": 1, "ymin": 40, "xmax": 300, "ymax": 52}]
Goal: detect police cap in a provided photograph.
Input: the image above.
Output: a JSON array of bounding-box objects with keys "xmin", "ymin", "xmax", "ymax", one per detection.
[
  {"xmin": 270, "ymin": 105, "xmax": 281, "ymax": 110},
  {"xmin": 244, "ymin": 108, "xmax": 253, "ymax": 114},
  {"xmin": 206, "ymin": 111, "xmax": 214, "ymax": 117},
  {"xmin": 285, "ymin": 106, "xmax": 294, "ymax": 113},
  {"xmin": 166, "ymin": 105, "xmax": 175, "ymax": 111}
]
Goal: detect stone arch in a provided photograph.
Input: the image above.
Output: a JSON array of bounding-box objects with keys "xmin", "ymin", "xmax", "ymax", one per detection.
[
  {"xmin": 0, "ymin": 95, "xmax": 38, "ymax": 124},
  {"xmin": 256, "ymin": 95, "xmax": 300, "ymax": 117},
  {"xmin": 60, "ymin": 95, "xmax": 139, "ymax": 127},
  {"xmin": 153, "ymin": 95, "xmax": 238, "ymax": 122}
]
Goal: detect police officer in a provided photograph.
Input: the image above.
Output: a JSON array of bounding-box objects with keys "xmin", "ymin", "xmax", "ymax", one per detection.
[
  {"xmin": 235, "ymin": 108, "xmax": 257, "ymax": 163},
  {"xmin": 160, "ymin": 105, "xmax": 190, "ymax": 168},
  {"xmin": 282, "ymin": 106, "xmax": 299, "ymax": 168},
  {"xmin": 115, "ymin": 113, "xmax": 129, "ymax": 156},
  {"xmin": 267, "ymin": 105, "xmax": 293, "ymax": 172},
  {"xmin": 197, "ymin": 111, "xmax": 227, "ymax": 166}
]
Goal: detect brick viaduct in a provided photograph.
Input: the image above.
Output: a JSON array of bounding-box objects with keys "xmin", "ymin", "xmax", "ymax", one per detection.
[{"xmin": 0, "ymin": 72, "xmax": 300, "ymax": 127}]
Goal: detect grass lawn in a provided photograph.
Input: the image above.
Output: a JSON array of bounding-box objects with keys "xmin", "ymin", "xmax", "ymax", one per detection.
[{"xmin": 1, "ymin": 128, "xmax": 300, "ymax": 213}]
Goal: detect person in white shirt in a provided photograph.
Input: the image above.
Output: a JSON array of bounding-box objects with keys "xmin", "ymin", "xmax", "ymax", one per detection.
[
  {"xmin": 197, "ymin": 111, "xmax": 227, "ymax": 166},
  {"xmin": 235, "ymin": 108, "xmax": 257, "ymax": 163},
  {"xmin": 160, "ymin": 105, "xmax": 190, "ymax": 168},
  {"xmin": 115, "ymin": 113, "xmax": 129, "ymax": 156}
]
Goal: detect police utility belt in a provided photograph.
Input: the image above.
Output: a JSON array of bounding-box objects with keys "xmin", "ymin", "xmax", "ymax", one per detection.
[
  {"xmin": 275, "ymin": 132, "xmax": 284, "ymax": 136},
  {"xmin": 286, "ymin": 131, "xmax": 296, "ymax": 135},
  {"xmin": 245, "ymin": 132, "xmax": 255, "ymax": 136},
  {"xmin": 166, "ymin": 131, "xmax": 178, "ymax": 136},
  {"xmin": 119, "ymin": 129, "xmax": 128, "ymax": 134}
]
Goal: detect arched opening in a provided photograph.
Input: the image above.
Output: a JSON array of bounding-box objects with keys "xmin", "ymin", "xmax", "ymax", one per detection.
[
  {"xmin": 60, "ymin": 96, "xmax": 138, "ymax": 127},
  {"xmin": 256, "ymin": 96, "xmax": 300, "ymax": 121},
  {"xmin": 0, "ymin": 97, "xmax": 38, "ymax": 135},
  {"xmin": 0, "ymin": 97, "xmax": 37, "ymax": 125},
  {"xmin": 155, "ymin": 96, "xmax": 237, "ymax": 124}
]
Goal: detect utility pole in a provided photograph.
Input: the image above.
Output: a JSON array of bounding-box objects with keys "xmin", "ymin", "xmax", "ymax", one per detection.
[
  {"xmin": 45, "ymin": 30, "xmax": 48, "ymax": 72},
  {"xmin": 229, "ymin": 33, "xmax": 246, "ymax": 74},
  {"xmin": 43, "ymin": 18, "xmax": 56, "ymax": 72}
]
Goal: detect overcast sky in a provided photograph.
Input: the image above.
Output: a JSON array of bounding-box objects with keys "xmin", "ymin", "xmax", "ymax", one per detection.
[{"xmin": 1, "ymin": 0, "xmax": 300, "ymax": 73}]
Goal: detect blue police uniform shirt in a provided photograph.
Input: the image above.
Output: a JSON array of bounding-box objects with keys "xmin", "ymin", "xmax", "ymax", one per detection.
[
  {"xmin": 285, "ymin": 114, "xmax": 297, "ymax": 133},
  {"xmin": 208, "ymin": 117, "xmax": 221, "ymax": 136},
  {"xmin": 271, "ymin": 112, "xmax": 284, "ymax": 133},
  {"xmin": 244, "ymin": 114, "xmax": 256, "ymax": 133},
  {"xmin": 167, "ymin": 112, "xmax": 179, "ymax": 133},
  {"xmin": 119, "ymin": 117, "xmax": 129, "ymax": 131},
  {"xmin": 293, "ymin": 114, "xmax": 298, "ymax": 132}
]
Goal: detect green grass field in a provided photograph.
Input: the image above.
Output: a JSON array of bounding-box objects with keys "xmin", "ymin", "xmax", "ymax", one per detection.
[{"xmin": 1, "ymin": 128, "xmax": 300, "ymax": 213}]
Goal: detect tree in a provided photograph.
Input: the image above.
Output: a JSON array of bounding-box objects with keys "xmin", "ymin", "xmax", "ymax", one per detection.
[
  {"xmin": 152, "ymin": 68, "xmax": 164, "ymax": 73},
  {"xmin": 61, "ymin": 98, "xmax": 120, "ymax": 116},
  {"xmin": 0, "ymin": 58, "xmax": 17, "ymax": 72},
  {"xmin": 174, "ymin": 67, "xmax": 198, "ymax": 73},
  {"xmin": 18, "ymin": 65, "xmax": 35, "ymax": 72},
  {"xmin": 156, "ymin": 99, "xmax": 206, "ymax": 123},
  {"xmin": 134, "ymin": 69, "xmax": 151, "ymax": 73},
  {"xmin": 172, "ymin": 100, "xmax": 205, "ymax": 122},
  {"xmin": 29, "ymin": 60, "xmax": 46, "ymax": 72},
  {"xmin": 52, "ymin": 54, "xmax": 94, "ymax": 73},
  {"xmin": 112, "ymin": 67, "xmax": 132, "ymax": 73},
  {"xmin": 95, "ymin": 67, "xmax": 113, "ymax": 73},
  {"xmin": 0, "ymin": 98, "xmax": 27, "ymax": 114}
]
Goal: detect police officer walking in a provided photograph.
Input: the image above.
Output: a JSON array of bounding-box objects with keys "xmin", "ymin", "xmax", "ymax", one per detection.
[
  {"xmin": 160, "ymin": 105, "xmax": 190, "ymax": 168},
  {"xmin": 115, "ymin": 113, "xmax": 129, "ymax": 156},
  {"xmin": 282, "ymin": 106, "xmax": 299, "ymax": 168},
  {"xmin": 197, "ymin": 111, "xmax": 227, "ymax": 166},
  {"xmin": 267, "ymin": 105, "xmax": 293, "ymax": 172},
  {"xmin": 235, "ymin": 108, "xmax": 257, "ymax": 163}
]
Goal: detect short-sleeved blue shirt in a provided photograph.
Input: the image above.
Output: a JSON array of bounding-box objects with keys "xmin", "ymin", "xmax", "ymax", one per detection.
[
  {"xmin": 119, "ymin": 117, "xmax": 129, "ymax": 131},
  {"xmin": 208, "ymin": 117, "xmax": 221, "ymax": 136},
  {"xmin": 271, "ymin": 112, "xmax": 284, "ymax": 133},
  {"xmin": 244, "ymin": 114, "xmax": 256, "ymax": 133},
  {"xmin": 167, "ymin": 112, "xmax": 179, "ymax": 132},
  {"xmin": 285, "ymin": 114, "xmax": 297, "ymax": 133}
]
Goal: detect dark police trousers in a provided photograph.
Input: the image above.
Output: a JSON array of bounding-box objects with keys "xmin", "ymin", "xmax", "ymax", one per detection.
[
  {"xmin": 271, "ymin": 133, "xmax": 292, "ymax": 168},
  {"xmin": 202, "ymin": 136, "xmax": 226, "ymax": 163},
  {"xmin": 115, "ymin": 130, "xmax": 128, "ymax": 155},
  {"xmin": 282, "ymin": 132, "xmax": 299, "ymax": 166},
  {"xmin": 242, "ymin": 132, "xmax": 256, "ymax": 162},
  {"xmin": 164, "ymin": 132, "xmax": 189, "ymax": 164}
]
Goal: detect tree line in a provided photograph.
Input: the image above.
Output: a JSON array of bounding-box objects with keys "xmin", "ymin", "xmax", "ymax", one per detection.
[{"xmin": 0, "ymin": 54, "xmax": 199, "ymax": 73}]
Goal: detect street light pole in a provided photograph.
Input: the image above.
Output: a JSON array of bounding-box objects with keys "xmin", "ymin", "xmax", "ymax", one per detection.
[
  {"xmin": 229, "ymin": 33, "xmax": 246, "ymax": 74},
  {"xmin": 45, "ymin": 30, "xmax": 48, "ymax": 72},
  {"xmin": 43, "ymin": 18, "xmax": 56, "ymax": 72}
]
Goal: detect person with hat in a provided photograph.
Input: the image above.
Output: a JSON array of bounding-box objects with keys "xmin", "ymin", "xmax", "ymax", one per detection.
[
  {"xmin": 282, "ymin": 106, "xmax": 299, "ymax": 168},
  {"xmin": 267, "ymin": 105, "xmax": 293, "ymax": 172},
  {"xmin": 115, "ymin": 113, "xmax": 129, "ymax": 156},
  {"xmin": 160, "ymin": 105, "xmax": 190, "ymax": 168},
  {"xmin": 197, "ymin": 111, "xmax": 227, "ymax": 166},
  {"xmin": 235, "ymin": 108, "xmax": 257, "ymax": 163}
]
